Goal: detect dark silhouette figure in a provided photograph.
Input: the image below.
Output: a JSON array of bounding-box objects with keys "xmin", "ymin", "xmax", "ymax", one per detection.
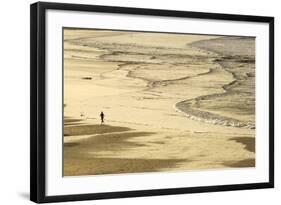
[{"xmin": 100, "ymin": 111, "xmax": 105, "ymax": 124}]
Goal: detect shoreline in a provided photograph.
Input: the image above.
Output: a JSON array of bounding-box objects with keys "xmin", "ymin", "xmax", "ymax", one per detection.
[{"xmin": 174, "ymin": 37, "xmax": 255, "ymax": 129}]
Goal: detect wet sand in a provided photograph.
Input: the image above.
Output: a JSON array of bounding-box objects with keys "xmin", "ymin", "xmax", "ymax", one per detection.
[
  {"xmin": 64, "ymin": 120, "xmax": 187, "ymax": 175},
  {"xmin": 63, "ymin": 29, "xmax": 255, "ymax": 176}
]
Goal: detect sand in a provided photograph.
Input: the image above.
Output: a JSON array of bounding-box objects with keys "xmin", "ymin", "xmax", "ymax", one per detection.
[{"xmin": 63, "ymin": 29, "xmax": 255, "ymax": 176}]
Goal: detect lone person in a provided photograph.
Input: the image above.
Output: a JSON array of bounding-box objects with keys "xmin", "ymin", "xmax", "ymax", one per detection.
[{"xmin": 100, "ymin": 111, "xmax": 105, "ymax": 124}]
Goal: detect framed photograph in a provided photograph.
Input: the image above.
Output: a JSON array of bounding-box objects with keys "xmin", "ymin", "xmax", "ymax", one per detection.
[{"xmin": 30, "ymin": 2, "xmax": 274, "ymax": 203}]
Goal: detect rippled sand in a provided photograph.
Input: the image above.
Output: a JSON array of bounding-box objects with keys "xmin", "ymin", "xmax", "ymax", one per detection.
[{"xmin": 63, "ymin": 29, "xmax": 255, "ymax": 176}]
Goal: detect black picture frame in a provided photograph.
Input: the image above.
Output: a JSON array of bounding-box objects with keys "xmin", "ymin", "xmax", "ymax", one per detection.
[{"xmin": 30, "ymin": 1, "xmax": 274, "ymax": 203}]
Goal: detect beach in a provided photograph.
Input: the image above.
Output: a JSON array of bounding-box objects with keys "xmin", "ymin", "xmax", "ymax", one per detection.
[{"xmin": 63, "ymin": 29, "xmax": 255, "ymax": 176}]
